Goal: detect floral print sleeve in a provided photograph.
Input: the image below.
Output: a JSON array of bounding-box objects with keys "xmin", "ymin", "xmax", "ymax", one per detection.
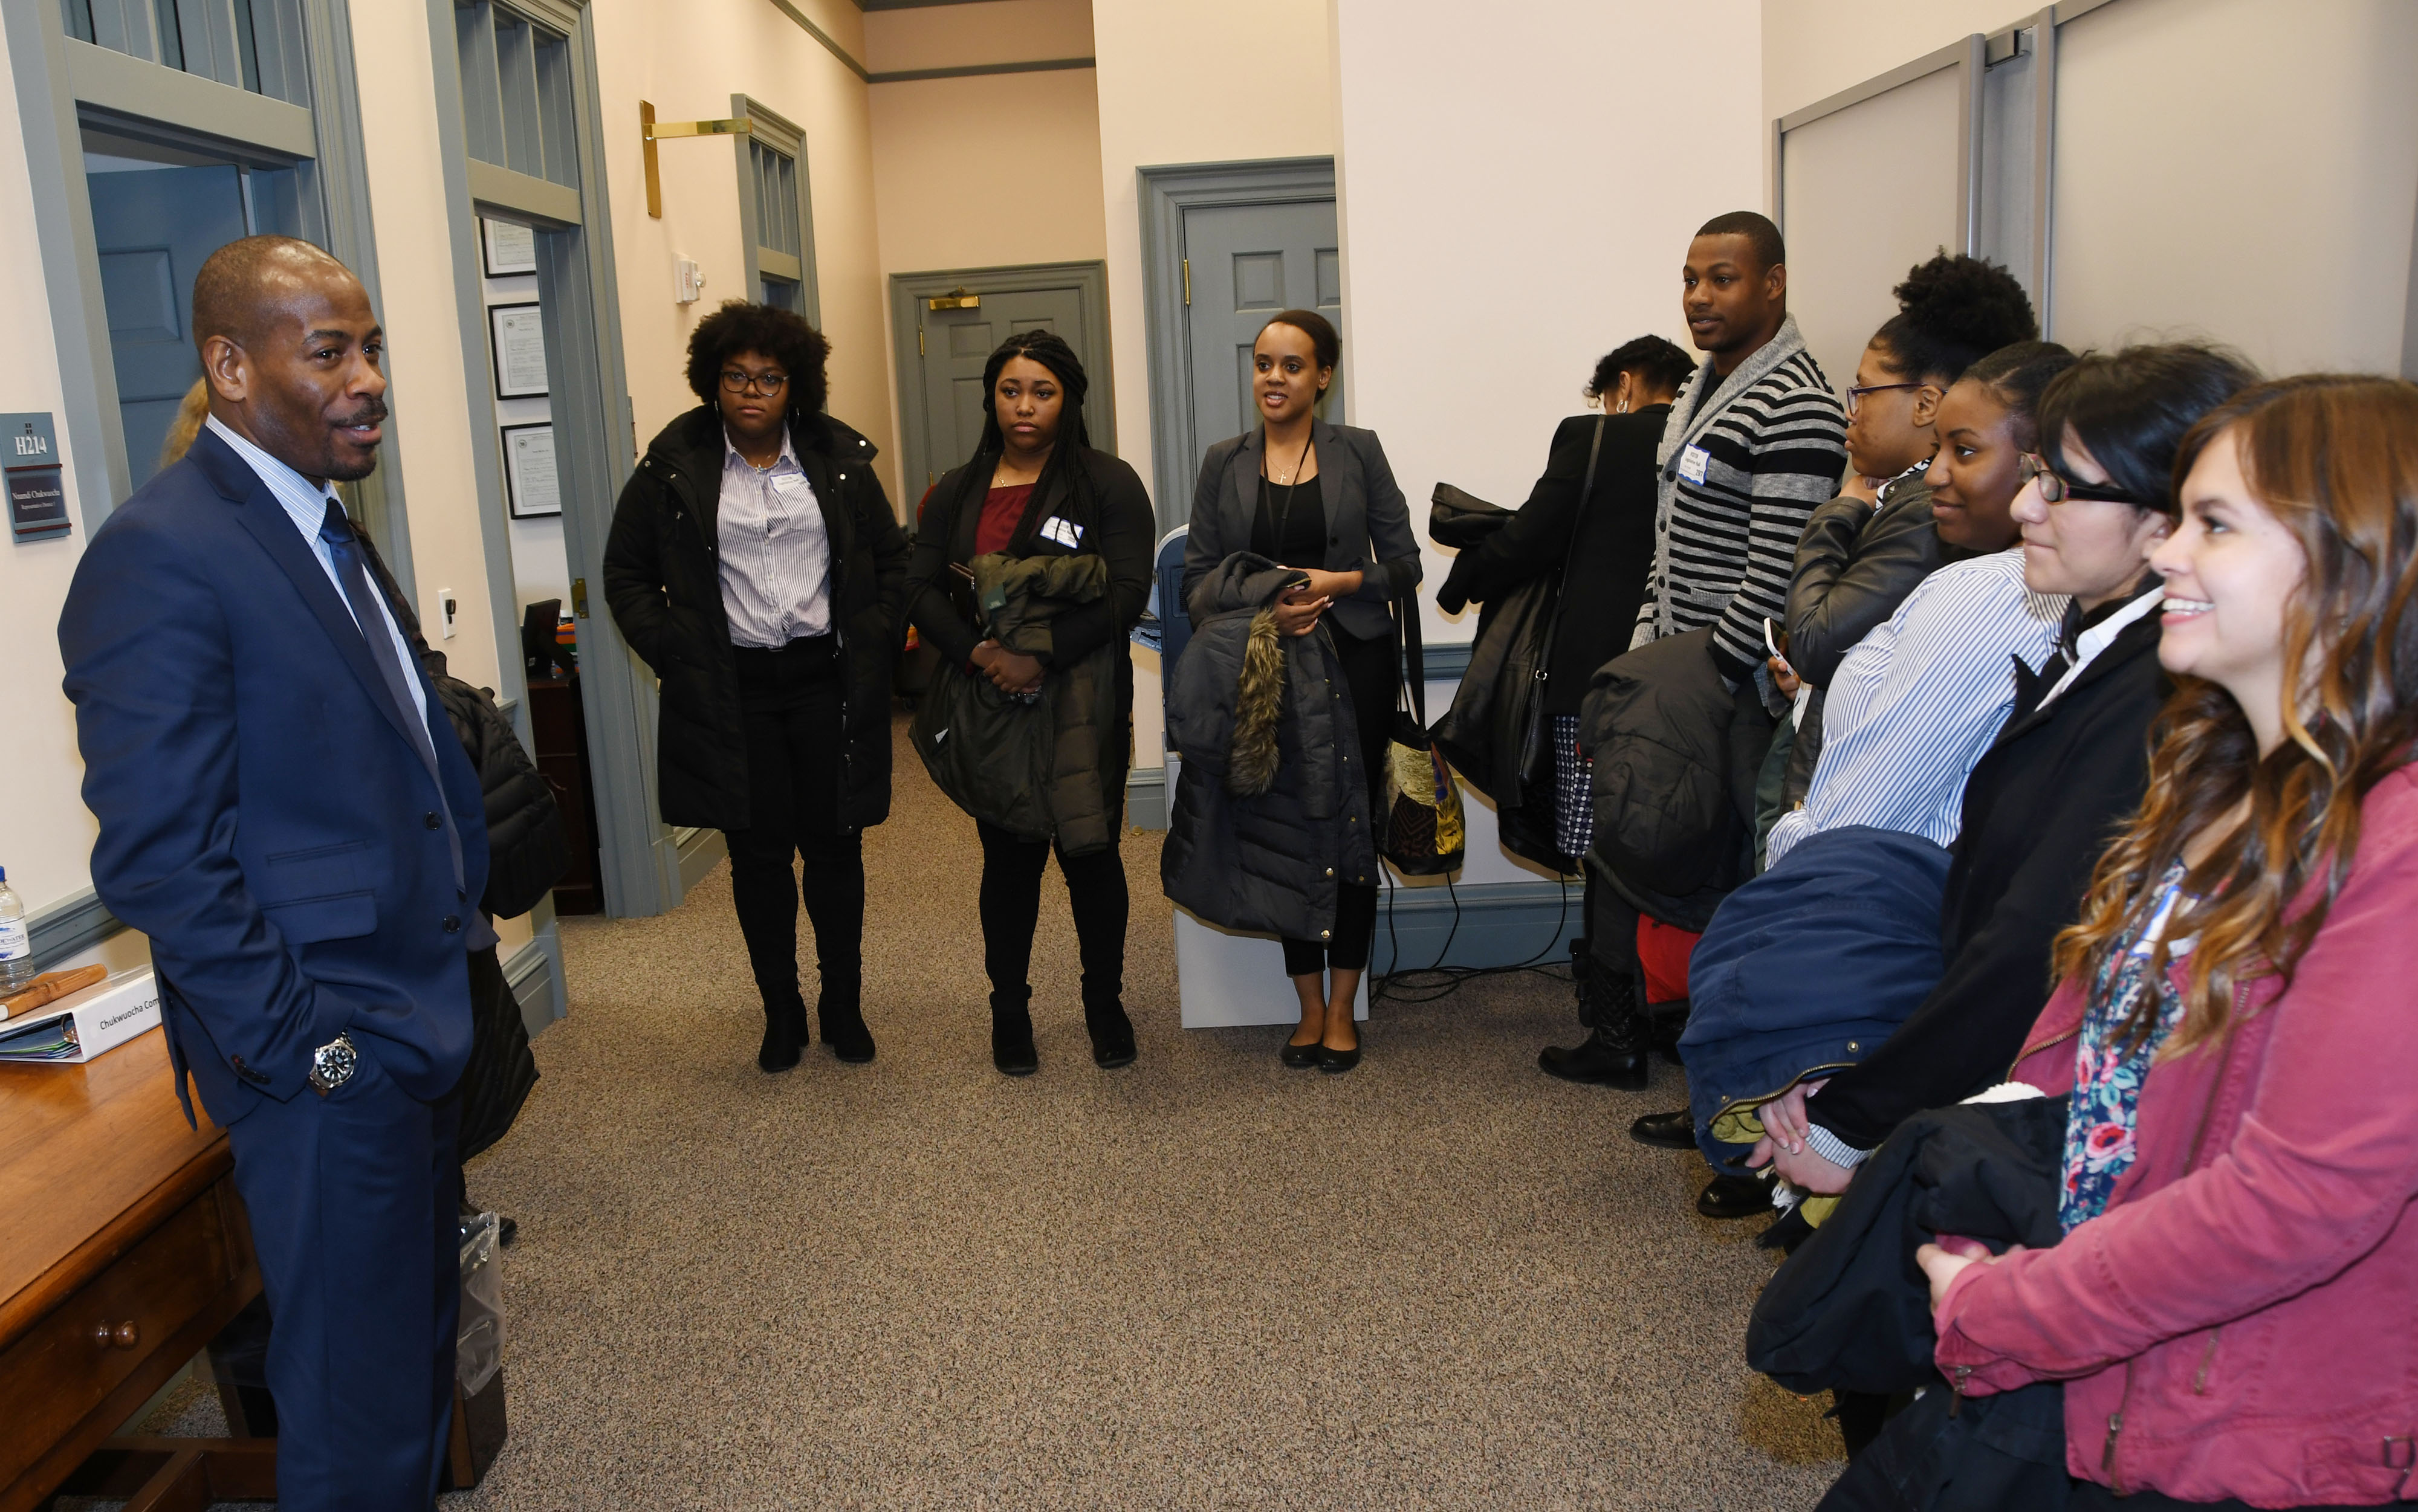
[{"xmin": 2060, "ymin": 862, "xmax": 2191, "ymax": 1233}]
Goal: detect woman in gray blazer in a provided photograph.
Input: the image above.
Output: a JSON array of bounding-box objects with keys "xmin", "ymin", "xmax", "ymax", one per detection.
[{"xmin": 1180, "ymin": 309, "xmax": 1422, "ymax": 1073}]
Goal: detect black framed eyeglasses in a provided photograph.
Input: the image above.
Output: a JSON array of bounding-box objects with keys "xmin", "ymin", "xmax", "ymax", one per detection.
[
  {"xmin": 721, "ymin": 369, "xmax": 788, "ymax": 396},
  {"xmin": 2018, "ymin": 452, "xmax": 2154, "ymax": 506},
  {"xmin": 1844, "ymin": 380, "xmax": 1925, "ymax": 416}
]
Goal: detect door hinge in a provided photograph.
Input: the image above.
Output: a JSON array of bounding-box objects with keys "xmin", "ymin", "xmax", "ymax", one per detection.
[
  {"xmin": 1181, "ymin": 257, "xmax": 1191, "ymax": 306},
  {"xmin": 571, "ymin": 577, "xmax": 589, "ymax": 618},
  {"xmin": 917, "ymin": 323, "xmax": 924, "ymax": 357}
]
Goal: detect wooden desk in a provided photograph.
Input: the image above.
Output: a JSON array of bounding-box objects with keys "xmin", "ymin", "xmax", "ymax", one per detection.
[{"xmin": 0, "ymin": 1028, "xmax": 265, "ymax": 1512}]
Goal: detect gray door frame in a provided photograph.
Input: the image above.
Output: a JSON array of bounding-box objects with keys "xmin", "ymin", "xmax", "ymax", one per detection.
[
  {"xmin": 423, "ymin": 0, "xmax": 674, "ymax": 940},
  {"xmin": 1, "ymin": 0, "xmax": 412, "ymax": 583},
  {"xmin": 1135, "ymin": 155, "xmax": 1334, "ymax": 529},
  {"xmin": 886, "ymin": 259, "xmax": 1115, "ymax": 506},
  {"xmin": 733, "ymin": 93, "xmax": 820, "ymax": 325}
]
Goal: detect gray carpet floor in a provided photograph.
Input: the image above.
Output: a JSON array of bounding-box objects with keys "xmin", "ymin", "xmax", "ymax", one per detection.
[{"xmin": 436, "ymin": 714, "xmax": 1844, "ymax": 1511}]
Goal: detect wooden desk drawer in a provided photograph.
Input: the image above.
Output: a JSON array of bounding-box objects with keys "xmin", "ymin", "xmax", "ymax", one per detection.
[{"xmin": 0, "ymin": 1188, "xmax": 238, "ymax": 1488}]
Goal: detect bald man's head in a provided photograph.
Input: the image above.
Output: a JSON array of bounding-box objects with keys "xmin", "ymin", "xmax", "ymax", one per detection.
[{"xmin": 192, "ymin": 236, "xmax": 389, "ymax": 483}]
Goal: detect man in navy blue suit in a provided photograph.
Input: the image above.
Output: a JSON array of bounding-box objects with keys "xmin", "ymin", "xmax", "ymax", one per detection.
[{"xmin": 60, "ymin": 236, "xmax": 491, "ymax": 1511}]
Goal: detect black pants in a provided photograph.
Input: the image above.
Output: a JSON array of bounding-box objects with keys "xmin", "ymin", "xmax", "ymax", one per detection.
[
  {"xmin": 976, "ymin": 819, "xmax": 1127, "ymax": 1007},
  {"xmin": 725, "ymin": 638, "xmax": 864, "ymax": 1010},
  {"xmin": 1280, "ymin": 619, "xmax": 1395, "ymax": 977}
]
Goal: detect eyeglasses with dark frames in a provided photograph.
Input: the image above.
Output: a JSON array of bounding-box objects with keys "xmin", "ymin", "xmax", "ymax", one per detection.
[
  {"xmin": 1844, "ymin": 380, "xmax": 1925, "ymax": 416},
  {"xmin": 2018, "ymin": 452, "xmax": 2155, "ymax": 507},
  {"xmin": 721, "ymin": 369, "xmax": 789, "ymax": 396}
]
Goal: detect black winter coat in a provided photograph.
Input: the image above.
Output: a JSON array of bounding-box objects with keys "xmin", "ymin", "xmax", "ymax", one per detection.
[
  {"xmin": 1807, "ymin": 595, "xmax": 2168, "ymax": 1153},
  {"xmin": 1582, "ymin": 625, "xmax": 1774, "ymax": 931},
  {"xmin": 1783, "ymin": 471, "xmax": 1963, "ymax": 804},
  {"xmin": 1435, "ymin": 405, "xmax": 1667, "ymax": 717},
  {"xmin": 601, "ymin": 406, "xmax": 910, "ymax": 833},
  {"xmin": 1161, "ymin": 554, "xmax": 1377, "ymax": 940}
]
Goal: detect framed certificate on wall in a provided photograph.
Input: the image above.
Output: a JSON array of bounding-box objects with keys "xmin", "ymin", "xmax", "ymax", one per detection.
[
  {"xmin": 488, "ymin": 302, "xmax": 549, "ymax": 399},
  {"xmin": 482, "ymin": 218, "xmax": 537, "ymax": 276},
  {"xmin": 501, "ymin": 423, "xmax": 560, "ymax": 518}
]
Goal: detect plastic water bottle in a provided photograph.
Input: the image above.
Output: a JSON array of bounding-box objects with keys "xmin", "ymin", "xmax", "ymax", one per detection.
[{"xmin": 0, "ymin": 867, "xmax": 33, "ymax": 993}]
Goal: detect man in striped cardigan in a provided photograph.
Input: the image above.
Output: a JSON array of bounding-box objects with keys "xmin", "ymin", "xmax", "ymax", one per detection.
[
  {"xmin": 1636, "ymin": 212, "xmax": 1849, "ymax": 679},
  {"xmin": 1542, "ymin": 213, "xmax": 1846, "ymax": 1133}
]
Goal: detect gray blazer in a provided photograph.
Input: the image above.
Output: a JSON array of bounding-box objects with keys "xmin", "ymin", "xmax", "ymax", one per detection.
[{"xmin": 1182, "ymin": 419, "xmax": 1422, "ymax": 642}]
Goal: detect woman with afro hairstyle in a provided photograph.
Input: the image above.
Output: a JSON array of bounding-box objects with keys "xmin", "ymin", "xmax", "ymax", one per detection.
[
  {"xmin": 603, "ymin": 300, "xmax": 911, "ymax": 1074},
  {"xmin": 904, "ymin": 329, "xmax": 1155, "ymax": 1076}
]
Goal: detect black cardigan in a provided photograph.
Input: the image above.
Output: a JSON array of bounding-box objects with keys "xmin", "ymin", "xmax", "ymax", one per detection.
[
  {"xmin": 1436, "ymin": 405, "xmax": 1666, "ymax": 717},
  {"xmin": 904, "ymin": 444, "xmax": 1154, "ymax": 674},
  {"xmin": 1807, "ymin": 599, "xmax": 2170, "ymax": 1151}
]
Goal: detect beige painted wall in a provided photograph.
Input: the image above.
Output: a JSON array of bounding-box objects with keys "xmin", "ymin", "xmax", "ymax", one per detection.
[
  {"xmin": 1762, "ymin": 0, "xmax": 2030, "ymax": 121},
  {"xmin": 0, "ymin": 16, "xmax": 102, "ymax": 920},
  {"xmin": 863, "ymin": 0, "xmax": 1095, "ymax": 73},
  {"xmin": 1091, "ymin": 0, "xmax": 1334, "ymax": 502},
  {"xmin": 588, "ymin": 0, "xmax": 901, "ymax": 505},
  {"xmin": 867, "ymin": 73, "xmax": 1105, "ymax": 282}
]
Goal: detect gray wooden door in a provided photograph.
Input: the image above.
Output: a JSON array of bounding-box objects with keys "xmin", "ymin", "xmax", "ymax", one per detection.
[
  {"xmin": 913, "ymin": 283, "xmax": 1095, "ymax": 497},
  {"xmin": 1181, "ymin": 198, "xmax": 1344, "ymax": 466},
  {"xmin": 87, "ymin": 163, "xmax": 249, "ymax": 486}
]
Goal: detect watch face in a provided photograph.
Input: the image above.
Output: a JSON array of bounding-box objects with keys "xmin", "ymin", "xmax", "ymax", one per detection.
[{"xmin": 314, "ymin": 1036, "xmax": 358, "ymax": 1090}]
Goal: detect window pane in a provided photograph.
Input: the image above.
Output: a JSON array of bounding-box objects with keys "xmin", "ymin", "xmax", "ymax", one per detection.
[
  {"xmin": 456, "ymin": 1, "xmax": 506, "ymax": 167},
  {"xmin": 760, "ymin": 274, "xmax": 797, "ymax": 312}
]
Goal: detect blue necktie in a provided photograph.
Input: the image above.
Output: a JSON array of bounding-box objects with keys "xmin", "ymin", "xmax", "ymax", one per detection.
[{"xmin": 319, "ymin": 497, "xmax": 467, "ymax": 898}]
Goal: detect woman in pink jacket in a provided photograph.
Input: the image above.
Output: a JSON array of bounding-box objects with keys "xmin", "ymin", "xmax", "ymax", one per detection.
[{"xmin": 1917, "ymin": 374, "xmax": 2418, "ymax": 1510}]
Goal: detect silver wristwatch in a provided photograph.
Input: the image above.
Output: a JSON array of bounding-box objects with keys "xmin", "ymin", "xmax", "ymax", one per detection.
[{"xmin": 307, "ymin": 1032, "xmax": 358, "ymax": 1096}]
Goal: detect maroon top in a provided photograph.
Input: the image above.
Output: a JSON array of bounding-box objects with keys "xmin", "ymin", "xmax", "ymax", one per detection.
[{"xmin": 974, "ymin": 484, "xmax": 1034, "ymax": 557}]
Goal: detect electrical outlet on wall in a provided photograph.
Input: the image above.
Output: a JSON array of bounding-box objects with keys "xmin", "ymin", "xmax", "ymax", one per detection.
[
  {"xmin": 674, "ymin": 258, "xmax": 705, "ymax": 303},
  {"xmin": 439, "ymin": 589, "xmax": 458, "ymax": 640}
]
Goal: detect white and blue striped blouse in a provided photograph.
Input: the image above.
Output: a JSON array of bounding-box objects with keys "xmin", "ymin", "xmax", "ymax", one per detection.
[{"xmin": 1765, "ymin": 548, "xmax": 2065, "ymax": 867}]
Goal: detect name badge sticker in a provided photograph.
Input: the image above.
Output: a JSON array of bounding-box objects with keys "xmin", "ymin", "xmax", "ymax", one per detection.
[
  {"xmin": 1042, "ymin": 515, "xmax": 1084, "ymax": 549},
  {"xmin": 1678, "ymin": 445, "xmax": 1711, "ymax": 485}
]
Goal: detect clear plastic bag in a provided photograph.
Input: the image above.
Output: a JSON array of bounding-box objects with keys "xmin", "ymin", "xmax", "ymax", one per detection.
[{"xmin": 457, "ymin": 1210, "xmax": 505, "ymax": 1396}]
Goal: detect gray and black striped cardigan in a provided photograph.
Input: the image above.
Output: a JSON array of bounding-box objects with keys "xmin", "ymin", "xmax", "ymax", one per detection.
[{"xmin": 1633, "ymin": 314, "xmax": 1848, "ymax": 680}]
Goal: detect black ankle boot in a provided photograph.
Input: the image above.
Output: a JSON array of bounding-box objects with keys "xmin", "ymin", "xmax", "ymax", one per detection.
[
  {"xmin": 991, "ymin": 988, "xmax": 1038, "ymax": 1076},
  {"xmin": 1083, "ymin": 995, "xmax": 1136, "ymax": 1069},
  {"xmin": 758, "ymin": 993, "xmax": 808, "ymax": 1073},
  {"xmin": 818, "ymin": 986, "xmax": 876, "ymax": 1064},
  {"xmin": 1537, "ymin": 973, "xmax": 1649, "ymax": 1090}
]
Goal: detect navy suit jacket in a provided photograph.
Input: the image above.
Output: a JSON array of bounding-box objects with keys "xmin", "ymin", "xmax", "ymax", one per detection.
[{"xmin": 59, "ymin": 428, "xmax": 489, "ymax": 1117}]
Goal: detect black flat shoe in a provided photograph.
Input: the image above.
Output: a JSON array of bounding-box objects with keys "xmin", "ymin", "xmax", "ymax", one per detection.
[
  {"xmin": 1629, "ymin": 1108, "xmax": 1696, "ymax": 1150},
  {"xmin": 1280, "ymin": 1037, "xmax": 1321, "ymax": 1068},
  {"xmin": 991, "ymin": 993, "xmax": 1039, "ymax": 1077},
  {"xmin": 1317, "ymin": 1041, "xmax": 1361, "ymax": 1074},
  {"xmin": 1697, "ymin": 1173, "xmax": 1775, "ymax": 1220},
  {"xmin": 820, "ymin": 1004, "xmax": 877, "ymax": 1065}
]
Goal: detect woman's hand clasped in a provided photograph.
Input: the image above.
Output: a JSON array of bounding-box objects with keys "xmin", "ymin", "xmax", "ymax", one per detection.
[
  {"xmin": 971, "ymin": 641, "xmax": 1045, "ymax": 694},
  {"xmin": 1743, "ymin": 1079, "xmax": 1855, "ymax": 1195},
  {"xmin": 1271, "ymin": 583, "xmax": 1331, "ymax": 638},
  {"xmin": 1914, "ymin": 1238, "xmax": 2020, "ymax": 1314}
]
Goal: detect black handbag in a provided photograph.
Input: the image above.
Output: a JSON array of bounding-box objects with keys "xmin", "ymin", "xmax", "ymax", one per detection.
[
  {"xmin": 1377, "ymin": 597, "xmax": 1465, "ymax": 876},
  {"xmin": 1429, "ymin": 417, "xmax": 1606, "ymax": 811}
]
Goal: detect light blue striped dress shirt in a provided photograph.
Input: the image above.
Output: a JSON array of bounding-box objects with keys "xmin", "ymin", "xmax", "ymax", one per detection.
[
  {"xmin": 206, "ymin": 415, "xmax": 429, "ymax": 730},
  {"xmin": 1766, "ymin": 547, "xmax": 2064, "ymax": 866}
]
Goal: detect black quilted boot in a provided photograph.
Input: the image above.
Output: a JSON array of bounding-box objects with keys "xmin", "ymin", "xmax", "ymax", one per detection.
[{"xmin": 1537, "ymin": 971, "xmax": 1650, "ymax": 1090}]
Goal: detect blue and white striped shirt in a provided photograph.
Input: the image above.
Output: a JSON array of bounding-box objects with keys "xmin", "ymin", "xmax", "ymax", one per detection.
[
  {"xmin": 206, "ymin": 415, "xmax": 428, "ymax": 730},
  {"xmin": 1765, "ymin": 548, "xmax": 2063, "ymax": 866}
]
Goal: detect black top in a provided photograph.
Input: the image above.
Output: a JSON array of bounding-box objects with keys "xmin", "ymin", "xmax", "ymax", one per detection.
[
  {"xmin": 1807, "ymin": 587, "xmax": 2170, "ymax": 1151},
  {"xmin": 1434, "ymin": 404, "xmax": 1668, "ymax": 717},
  {"xmin": 1182, "ymin": 420, "xmax": 1421, "ymax": 642},
  {"xmin": 1250, "ymin": 472, "xmax": 1326, "ymax": 563}
]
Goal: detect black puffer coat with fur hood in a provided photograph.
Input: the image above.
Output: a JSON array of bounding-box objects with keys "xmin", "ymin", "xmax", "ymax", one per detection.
[{"xmin": 1161, "ymin": 553, "xmax": 1377, "ymax": 939}]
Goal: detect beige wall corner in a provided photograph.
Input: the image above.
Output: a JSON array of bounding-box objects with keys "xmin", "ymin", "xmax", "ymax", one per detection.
[
  {"xmin": 1331, "ymin": 0, "xmax": 1761, "ymax": 642},
  {"xmin": 0, "ymin": 15, "xmax": 102, "ymax": 917},
  {"xmin": 1091, "ymin": 0, "xmax": 1334, "ymax": 503},
  {"xmin": 1761, "ymin": 0, "xmax": 2024, "ymax": 122},
  {"xmin": 351, "ymin": 0, "xmax": 506, "ymax": 694},
  {"xmin": 864, "ymin": 0, "xmax": 1095, "ymax": 74},
  {"xmin": 589, "ymin": 0, "xmax": 900, "ymax": 505}
]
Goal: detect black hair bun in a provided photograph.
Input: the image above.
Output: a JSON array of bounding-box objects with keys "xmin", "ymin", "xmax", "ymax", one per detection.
[{"xmin": 1871, "ymin": 253, "xmax": 2037, "ymax": 386}]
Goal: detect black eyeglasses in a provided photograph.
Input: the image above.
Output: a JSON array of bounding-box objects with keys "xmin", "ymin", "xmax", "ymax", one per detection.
[
  {"xmin": 721, "ymin": 369, "xmax": 788, "ymax": 396},
  {"xmin": 1844, "ymin": 380, "xmax": 1925, "ymax": 416},
  {"xmin": 2018, "ymin": 453, "xmax": 2154, "ymax": 506}
]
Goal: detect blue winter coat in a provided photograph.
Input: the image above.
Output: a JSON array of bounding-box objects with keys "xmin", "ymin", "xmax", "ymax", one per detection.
[{"xmin": 1677, "ymin": 824, "xmax": 1953, "ymax": 1172}]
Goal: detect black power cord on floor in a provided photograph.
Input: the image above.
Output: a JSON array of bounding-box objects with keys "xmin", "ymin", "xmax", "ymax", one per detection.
[{"xmin": 1369, "ymin": 866, "xmax": 1578, "ymax": 1004}]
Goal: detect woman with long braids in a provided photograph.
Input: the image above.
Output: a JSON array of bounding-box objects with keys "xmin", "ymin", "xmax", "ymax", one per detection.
[
  {"xmin": 905, "ymin": 331, "xmax": 1153, "ymax": 1076},
  {"xmin": 1921, "ymin": 375, "xmax": 2418, "ymax": 1510}
]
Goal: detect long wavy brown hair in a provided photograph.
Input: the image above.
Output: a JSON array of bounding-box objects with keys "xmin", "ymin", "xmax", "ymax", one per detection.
[{"xmin": 2052, "ymin": 375, "xmax": 2418, "ymax": 1051}]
